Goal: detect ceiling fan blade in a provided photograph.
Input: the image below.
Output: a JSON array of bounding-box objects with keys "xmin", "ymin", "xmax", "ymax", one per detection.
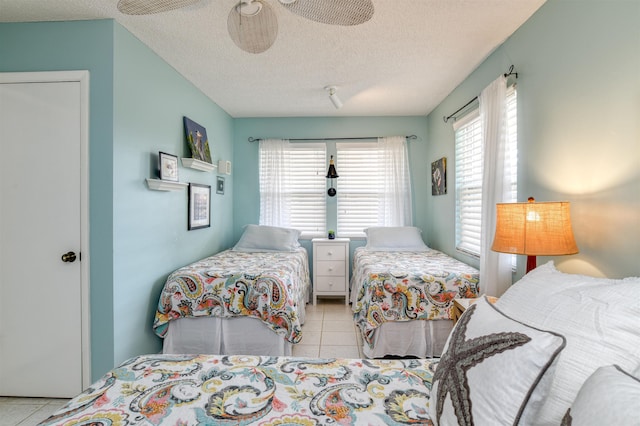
[
  {"xmin": 117, "ymin": 0, "xmax": 202, "ymax": 15},
  {"xmin": 228, "ymin": 1, "xmax": 278, "ymax": 54},
  {"xmin": 279, "ymin": 0, "xmax": 374, "ymax": 26}
]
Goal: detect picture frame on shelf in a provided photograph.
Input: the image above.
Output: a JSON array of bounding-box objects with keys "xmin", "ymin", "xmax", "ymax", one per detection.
[
  {"xmin": 188, "ymin": 183, "xmax": 211, "ymax": 230},
  {"xmin": 159, "ymin": 152, "xmax": 179, "ymax": 182},
  {"xmin": 216, "ymin": 176, "xmax": 225, "ymax": 195},
  {"xmin": 183, "ymin": 117, "xmax": 212, "ymax": 164}
]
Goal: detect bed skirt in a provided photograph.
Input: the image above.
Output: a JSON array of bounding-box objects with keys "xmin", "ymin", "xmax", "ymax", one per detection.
[
  {"xmin": 163, "ymin": 316, "xmax": 295, "ymax": 356},
  {"xmin": 362, "ymin": 318, "xmax": 453, "ymax": 358}
]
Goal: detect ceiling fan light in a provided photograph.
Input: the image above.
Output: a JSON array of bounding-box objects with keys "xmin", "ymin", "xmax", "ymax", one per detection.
[
  {"xmin": 237, "ymin": 0, "xmax": 262, "ymax": 17},
  {"xmin": 228, "ymin": 0, "xmax": 278, "ymax": 54}
]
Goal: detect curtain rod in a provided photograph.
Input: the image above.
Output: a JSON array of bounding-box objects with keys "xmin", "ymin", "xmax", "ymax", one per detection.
[
  {"xmin": 442, "ymin": 65, "xmax": 518, "ymax": 123},
  {"xmin": 248, "ymin": 135, "xmax": 417, "ymax": 142}
]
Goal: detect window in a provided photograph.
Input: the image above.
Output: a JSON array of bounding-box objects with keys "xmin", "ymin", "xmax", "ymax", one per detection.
[
  {"xmin": 455, "ymin": 87, "xmax": 518, "ymax": 258},
  {"xmin": 336, "ymin": 142, "xmax": 384, "ymax": 236},
  {"xmin": 336, "ymin": 138, "xmax": 412, "ymax": 237},
  {"xmin": 259, "ymin": 141, "xmax": 326, "ymax": 238},
  {"xmin": 260, "ymin": 137, "xmax": 412, "ymax": 240}
]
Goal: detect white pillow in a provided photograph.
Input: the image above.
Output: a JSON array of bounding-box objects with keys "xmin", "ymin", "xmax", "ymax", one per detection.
[
  {"xmin": 562, "ymin": 365, "xmax": 640, "ymax": 425},
  {"xmin": 495, "ymin": 262, "xmax": 640, "ymax": 425},
  {"xmin": 428, "ymin": 297, "xmax": 565, "ymax": 426},
  {"xmin": 364, "ymin": 226, "xmax": 428, "ymax": 251},
  {"xmin": 232, "ymin": 224, "xmax": 301, "ymax": 252}
]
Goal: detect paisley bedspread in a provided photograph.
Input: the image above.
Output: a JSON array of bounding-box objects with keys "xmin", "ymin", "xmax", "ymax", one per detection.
[
  {"xmin": 351, "ymin": 247, "xmax": 479, "ymax": 347},
  {"xmin": 42, "ymin": 354, "xmax": 438, "ymax": 426},
  {"xmin": 153, "ymin": 248, "xmax": 310, "ymax": 344}
]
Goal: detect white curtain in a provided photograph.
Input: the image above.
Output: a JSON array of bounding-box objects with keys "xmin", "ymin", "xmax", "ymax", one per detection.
[
  {"xmin": 478, "ymin": 76, "xmax": 513, "ymax": 297},
  {"xmin": 259, "ymin": 139, "xmax": 291, "ymax": 227},
  {"xmin": 378, "ymin": 136, "xmax": 413, "ymax": 226}
]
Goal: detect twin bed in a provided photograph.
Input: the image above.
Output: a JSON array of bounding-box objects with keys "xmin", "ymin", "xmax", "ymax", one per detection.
[
  {"xmin": 154, "ymin": 225, "xmax": 310, "ymax": 356},
  {"xmin": 350, "ymin": 226, "xmax": 480, "ymax": 358},
  {"xmin": 351, "ymin": 246, "xmax": 480, "ymax": 358}
]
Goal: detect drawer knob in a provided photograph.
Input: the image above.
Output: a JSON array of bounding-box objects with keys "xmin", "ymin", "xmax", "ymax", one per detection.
[
  {"xmin": 327, "ymin": 251, "xmax": 333, "ymax": 256},
  {"xmin": 329, "ymin": 281, "xmax": 333, "ymax": 287},
  {"xmin": 328, "ymin": 267, "xmax": 333, "ymax": 272}
]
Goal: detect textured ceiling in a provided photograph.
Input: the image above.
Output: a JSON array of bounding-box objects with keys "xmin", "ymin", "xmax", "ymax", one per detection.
[{"xmin": 0, "ymin": 0, "xmax": 546, "ymax": 118}]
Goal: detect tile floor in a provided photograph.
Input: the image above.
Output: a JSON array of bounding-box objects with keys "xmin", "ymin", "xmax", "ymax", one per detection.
[
  {"xmin": 293, "ymin": 296, "xmax": 363, "ymax": 359},
  {"xmin": 0, "ymin": 398, "xmax": 68, "ymax": 426},
  {"xmin": 0, "ymin": 298, "xmax": 361, "ymax": 425}
]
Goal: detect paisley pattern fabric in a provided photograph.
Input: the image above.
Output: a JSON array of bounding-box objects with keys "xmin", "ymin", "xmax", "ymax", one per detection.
[
  {"xmin": 42, "ymin": 354, "xmax": 438, "ymax": 426},
  {"xmin": 153, "ymin": 248, "xmax": 310, "ymax": 344},
  {"xmin": 351, "ymin": 247, "xmax": 480, "ymax": 347}
]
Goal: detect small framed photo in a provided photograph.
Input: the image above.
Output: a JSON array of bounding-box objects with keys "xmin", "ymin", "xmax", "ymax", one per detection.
[
  {"xmin": 431, "ymin": 157, "xmax": 447, "ymax": 195},
  {"xmin": 159, "ymin": 152, "xmax": 179, "ymax": 182},
  {"xmin": 188, "ymin": 183, "xmax": 211, "ymax": 230},
  {"xmin": 216, "ymin": 176, "xmax": 225, "ymax": 195}
]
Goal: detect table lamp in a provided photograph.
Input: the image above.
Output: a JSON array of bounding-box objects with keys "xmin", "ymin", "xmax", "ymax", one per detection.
[{"xmin": 491, "ymin": 197, "xmax": 578, "ymax": 273}]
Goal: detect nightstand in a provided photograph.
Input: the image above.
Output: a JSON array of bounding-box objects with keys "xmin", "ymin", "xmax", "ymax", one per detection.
[
  {"xmin": 312, "ymin": 238, "xmax": 350, "ymax": 305},
  {"xmin": 452, "ymin": 296, "xmax": 499, "ymax": 324}
]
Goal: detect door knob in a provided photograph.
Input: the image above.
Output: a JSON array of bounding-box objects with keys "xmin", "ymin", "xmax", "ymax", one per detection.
[{"xmin": 61, "ymin": 251, "xmax": 77, "ymax": 263}]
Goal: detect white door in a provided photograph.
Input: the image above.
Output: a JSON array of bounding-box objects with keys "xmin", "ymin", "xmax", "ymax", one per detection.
[{"xmin": 0, "ymin": 71, "xmax": 90, "ymax": 397}]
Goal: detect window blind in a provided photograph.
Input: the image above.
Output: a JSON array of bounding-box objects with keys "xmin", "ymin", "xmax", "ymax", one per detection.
[
  {"xmin": 336, "ymin": 143, "xmax": 385, "ymax": 237},
  {"xmin": 259, "ymin": 142, "xmax": 326, "ymax": 238},
  {"xmin": 454, "ymin": 87, "xmax": 518, "ymax": 258}
]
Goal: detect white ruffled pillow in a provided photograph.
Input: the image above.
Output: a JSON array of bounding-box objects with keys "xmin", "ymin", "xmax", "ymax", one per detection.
[
  {"xmin": 364, "ymin": 226, "xmax": 429, "ymax": 251},
  {"xmin": 232, "ymin": 224, "xmax": 301, "ymax": 252},
  {"xmin": 428, "ymin": 297, "xmax": 565, "ymax": 426},
  {"xmin": 495, "ymin": 262, "xmax": 640, "ymax": 425},
  {"xmin": 562, "ymin": 365, "xmax": 640, "ymax": 425}
]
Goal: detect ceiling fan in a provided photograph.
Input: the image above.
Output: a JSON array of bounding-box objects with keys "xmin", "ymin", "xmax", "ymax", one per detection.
[{"xmin": 117, "ymin": 0, "xmax": 375, "ymax": 54}]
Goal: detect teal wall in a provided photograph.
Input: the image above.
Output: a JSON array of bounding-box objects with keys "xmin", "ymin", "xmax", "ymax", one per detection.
[
  {"xmin": 232, "ymin": 117, "xmax": 429, "ymax": 264},
  {"xmin": 112, "ymin": 25, "xmax": 234, "ymax": 366},
  {"xmin": 425, "ymin": 0, "xmax": 640, "ymax": 280},
  {"xmin": 0, "ymin": 20, "xmax": 234, "ymax": 380}
]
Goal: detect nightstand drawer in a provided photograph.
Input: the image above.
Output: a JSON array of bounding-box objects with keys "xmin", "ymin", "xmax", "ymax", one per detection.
[
  {"xmin": 315, "ymin": 244, "xmax": 346, "ymax": 261},
  {"xmin": 315, "ymin": 260, "xmax": 345, "ymax": 276},
  {"xmin": 315, "ymin": 276, "xmax": 346, "ymax": 292}
]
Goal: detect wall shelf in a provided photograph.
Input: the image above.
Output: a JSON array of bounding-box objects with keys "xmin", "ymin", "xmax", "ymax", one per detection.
[
  {"xmin": 182, "ymin": 158, "xmax": 216, "ymax": 172},
  {"xmin": 146, "ymin": 178, "xmax": 188, "ymax": 191}
]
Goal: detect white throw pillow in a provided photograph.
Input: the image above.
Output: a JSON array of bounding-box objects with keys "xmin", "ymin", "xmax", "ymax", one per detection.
[
  {"xmin": 495, "ymin": 262, "xmax": 640, "ymax": 425},
  {"xmin": 428, "ymin": 297, "xmax": 565, "ymax": 426},
  {"xmin": 561, "ymin": 365, "xmax": 640, "ymax": 425},
  {"xmin": 364, "ymin": 226, "xmax": 429, "ymax": 251},
  {"xmin": 232, "ymin": 224, "xmax": 301, "ymax": 252}
]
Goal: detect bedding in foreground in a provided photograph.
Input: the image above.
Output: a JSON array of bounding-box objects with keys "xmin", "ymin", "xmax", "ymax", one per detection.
[
  {"xmin": 351, "ymin": 247, "xmax": 480, "ymax": 347},
  {"xmin": 153, "ymin": 248, "xmax": 309, "ymax": 344},
  {"xmin": 41, "ymin": 354, "xmax": 437, "ymax": 425}
]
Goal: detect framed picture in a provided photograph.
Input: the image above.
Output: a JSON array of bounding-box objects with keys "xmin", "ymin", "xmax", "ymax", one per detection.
[
  {"xmin": 431, "ymin": 157, "xmax": 447, "ymax": 195},
  {"xmin": 216, "ymin": 176, "xmax": 225, "ymax": 195},
  {"xmin": 188, "ymin": 183, "xmax": 211, "ymax": 230},
  {"xmin": 183, "ymin": 116, "xmax": 212, "ymax": 164},
  {"xmin": 159, "ymin": 152, "xmax": 179, "ymax": 182}
]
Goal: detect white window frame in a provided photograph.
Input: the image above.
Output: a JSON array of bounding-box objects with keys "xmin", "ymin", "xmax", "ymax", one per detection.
[
  {"xmin": 455, "ymin": 87, "xmax": 518, "ymax": 259},
  {"xmin": 259, "ymin": 142, "xmax": 327, "ymax": 238}
]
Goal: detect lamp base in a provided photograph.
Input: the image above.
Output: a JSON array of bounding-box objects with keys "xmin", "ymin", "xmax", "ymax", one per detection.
[{"xmin": 526, "ymin": 255, "xmax": 537, "ymax": 273}]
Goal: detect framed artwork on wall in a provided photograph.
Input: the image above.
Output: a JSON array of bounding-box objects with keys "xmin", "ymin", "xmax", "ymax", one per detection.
[
  {"xmin": 159, "ymin": 151, "xmax": 179, "ymax": 182},
  {"xmin": 188, "ymin": 183, "xmax": 211, "ymax": 230},
  {"xmin": 431, "ymin": 157, "xmax": 447, "ymax": 195},
  {"xmin": 183, "ymin": 116, "xmax": 212, "ymax": 164},
  {"xmin": 216, "ymin": 176, "xmax": 225, "ymax": 195}
]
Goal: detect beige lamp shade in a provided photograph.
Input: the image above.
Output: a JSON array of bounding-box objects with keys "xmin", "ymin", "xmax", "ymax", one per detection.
[{"xmin": 492, "ymin": 198, "xmax": 578, "ymax": 271}]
